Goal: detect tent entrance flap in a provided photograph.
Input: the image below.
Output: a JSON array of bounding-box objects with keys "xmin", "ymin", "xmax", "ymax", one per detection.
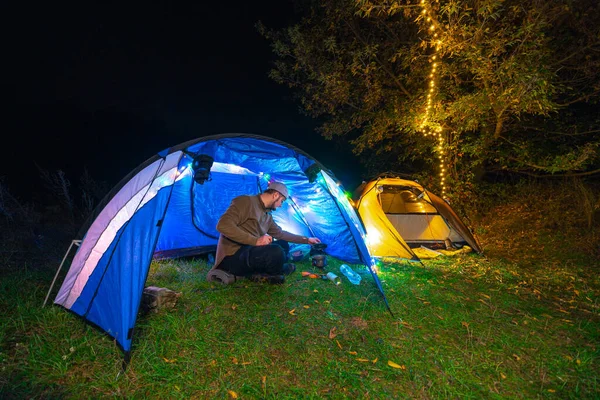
[
  {"xmin": 385, "ymin": 214, "xmax": 464, "ymax": 245},
  {"xmin": 355, "ymin": 176, "xmax": 482, "ymax": 258}
]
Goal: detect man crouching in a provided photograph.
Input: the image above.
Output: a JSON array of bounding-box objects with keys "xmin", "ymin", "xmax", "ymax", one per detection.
[{"xmin": 210, "ymin": 181, "xmax": 321, "ymax": 284}]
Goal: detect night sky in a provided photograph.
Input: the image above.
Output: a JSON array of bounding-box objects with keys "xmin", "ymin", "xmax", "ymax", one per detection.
[{"xmin": 2, "ymin": 2, "xmax": 364, "ymax": 200}]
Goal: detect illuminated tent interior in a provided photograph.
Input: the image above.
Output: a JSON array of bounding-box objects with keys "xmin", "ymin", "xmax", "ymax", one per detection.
[
  {"xmin": 51, "ymin": 134, "xmax": 388, "ymax": 358},
  {"xmin": 354, "ymin": 176, "xmax": 482, "ymax": 259}
]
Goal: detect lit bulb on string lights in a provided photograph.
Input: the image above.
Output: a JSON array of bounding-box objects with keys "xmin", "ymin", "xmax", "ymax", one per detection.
[{"xmin": 417, "ymin": 0, "xmax": 447, "ymax": 198}]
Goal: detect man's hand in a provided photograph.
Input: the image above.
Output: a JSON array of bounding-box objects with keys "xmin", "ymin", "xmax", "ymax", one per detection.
[
  {"xmin": 307, "ymin": 237, "xmax": 321, "ymax": 245},
  {"xmin": 256, "ymin": 234, "xmax": 273, "ymax": 246}
]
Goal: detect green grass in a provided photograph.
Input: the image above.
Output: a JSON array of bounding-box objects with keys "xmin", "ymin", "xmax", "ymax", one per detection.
[{"xmin": 1, "ymin": 252, "xmax": 598, "ymax": 399}]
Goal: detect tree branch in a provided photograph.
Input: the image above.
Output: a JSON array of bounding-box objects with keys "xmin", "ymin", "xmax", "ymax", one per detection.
[
  {"xmin": 343, "ymin": 19, "xmax": 413, "ymax": 98},
  {"xmin": 522, "ymin": 127, "xmax": 600, "ymax": 136},
  {"xmin": 505, "ymin": 167, "xmax": 600, "ymax": 178},
  {"xmin": 552, "ymin": 43, "xmax": 599, "ymax": 67},
  {"xmin": 557, "ymin": 88, "xmax": 600, "ymax": 107},
  {"xmin": 504, "ymin": 155, "xmax": 600, "ymax": 177}
]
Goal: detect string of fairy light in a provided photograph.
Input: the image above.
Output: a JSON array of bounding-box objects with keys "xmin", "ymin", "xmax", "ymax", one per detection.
[{"xmin": 418, "ymin": 0, "xmax": 446, "ymax": 198}]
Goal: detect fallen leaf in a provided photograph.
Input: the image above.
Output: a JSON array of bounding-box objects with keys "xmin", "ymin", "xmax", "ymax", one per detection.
[
  {"xmin": 313, "ymin": 289, "xmax": 318, "ymax": 293},
  {"xmin": 461, "ymin": 321, "xmax": 470, "ymax": 328},
  {"xmin": 228, "ymin": 390, "xmax": 238, "ymax": 399},
  {"xmin": 163, "ymin": 358, "xmax": 176, "ymax": 363},
  {"xmin": 289, "ymin": 309, "xmax": 296, "ymax": 315},
  {"xmin": 548, "ymin": 389, "xmax": 556, "ymax": 393},
  {"xmin": 348, "ymin": 351, "xmax": 357, "ymax": 355},
  {"xmin": 388, "ymin": 360, "xmax": 406, "ymax": 370},
  {"xmin": 303, "ymin": 305, "xmax": 310, "ymax": 309},
  {"xmin": 231, "ymin": 304, "xmax": 238, "ymax": 310},
  {"xmin": 336, "ymin": 340, "xmax": 342, "ymax": 349},
  {"xmin": 241, "ymin": 362, "xmax": 251, "ymax": 365},
  {"xmin": 399, "ymin": 321, "xmax": 414, "ymax": 330},
  {"xmin": 574, "ymin": 289, "xmax": 580, "ymax": 296},
  {"xmin": 357, "ymin": 358, "xmax": 370, "ymax": 362},
  {"xmin": 435, "ymin": 314, "xmax": 444, "ymax": 320},
  {"xmin": 232, "ymin": 357, "xmax": 238, "ymax": 364},
  {"xmin": 576, "ymin": 359, "xmax": 581, "ymax": 365},
  {"xmin": 480, "ymin": 293, "xmax": 491, "ymax": 299},
  {"xmin": 329, "ymin": 327, "xmax": 338, "ymax": 339},
  {"xmin": 564, "ymin": 355, "xmax": 573, "ymax": 361},
  {"xmin": 501, "ymin": 373, "xmax": 506, "ymax": 379},
  {"xmin": 512, "ymin": 354, "xmax": 521, "ymax": 361},
  {"xmin": 372, "ymin": 358, "xmax": 378, "ymax": 363},
  {"xmin": 262, "ymin": 376, "xmax": 266, "ymax": 385},
  {"xmin": 350, "ymin": 317, "xmax": 368, "ymax": 329}
]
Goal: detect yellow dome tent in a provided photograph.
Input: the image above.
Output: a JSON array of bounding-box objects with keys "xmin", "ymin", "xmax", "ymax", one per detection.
[{"xmin": 354, "ymin": 177, "xmax": 482, "ymax": 259}]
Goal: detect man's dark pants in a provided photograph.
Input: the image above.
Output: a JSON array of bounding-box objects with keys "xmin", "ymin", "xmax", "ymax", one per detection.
[{"xmin": 218, "ymin": 241, "xmax": 290, "ymax": 276}]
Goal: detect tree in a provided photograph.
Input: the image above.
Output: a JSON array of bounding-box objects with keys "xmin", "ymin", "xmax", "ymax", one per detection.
[{"xmin": 259, "ymin": 0, "xmax": 600, "ymax": 192}]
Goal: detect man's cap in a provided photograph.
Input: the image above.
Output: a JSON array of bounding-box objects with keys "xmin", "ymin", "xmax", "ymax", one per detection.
[{"xmin": 267, "ymin": 181, "xmax": 289, "ymax": 198}]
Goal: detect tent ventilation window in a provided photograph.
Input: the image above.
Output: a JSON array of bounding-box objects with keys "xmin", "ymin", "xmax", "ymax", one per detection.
[{"xmin": 379, "ymin": 186, "xmax": 437, "ymax": 214}]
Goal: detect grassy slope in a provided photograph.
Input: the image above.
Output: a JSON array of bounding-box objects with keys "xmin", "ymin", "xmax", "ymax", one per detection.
[{"xmin": 1, "ymin": 185, "xmax": 598, "ymax": 399}]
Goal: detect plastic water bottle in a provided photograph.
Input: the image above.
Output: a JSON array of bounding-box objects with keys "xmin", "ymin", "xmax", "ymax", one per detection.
[
  {"xmin": 339, "ymin": 264, "xmax": 361, "ymax": 285},
  {"xmin": 323, "ymin": 272, "xmax": 341, "ymax": 285}
]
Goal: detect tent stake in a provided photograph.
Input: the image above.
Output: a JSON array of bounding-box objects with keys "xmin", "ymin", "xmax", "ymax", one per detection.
[{"xmin": 43, "ymin": 239, "xmax": 81, "ymax": 307}]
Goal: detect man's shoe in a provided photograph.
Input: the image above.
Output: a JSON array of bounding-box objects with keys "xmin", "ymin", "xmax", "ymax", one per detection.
[
  {"xmin": 282, "ymin": 263, "xmax": 296, "ymax": 276},
  {"xmin": 206, "ymin": 269, "xmax": 238, "ymax": 285},
  {"xmin": 249, "ymin": 274, "xmax": 285, "ymax": 284}
]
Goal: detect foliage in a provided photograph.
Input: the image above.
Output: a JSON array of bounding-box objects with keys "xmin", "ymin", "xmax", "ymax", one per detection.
[
  {"xmin": 0, "ymin": 169, "xmax": 108, "ymax": 270},
  {"xmin": 36, "ymin": 166, "xmax": 109, "ymax": 225},
  {"xmin": 471, "ymin": 178, "xmax": 600, "ymax": 260},
  {"xmin": 0, "ymin": 179, "xmax": 40, "ymax": 268},
  {"xmin": 258, "ymin": 0, "xmax": 429, "ymax": 177},
  {"xmin": 259, "ymin": 0, "xmax": 600, "ymax": 191}
]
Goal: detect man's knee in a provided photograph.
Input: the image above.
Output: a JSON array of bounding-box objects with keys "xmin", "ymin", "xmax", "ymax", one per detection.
[
  {"xmin": 274, "ymin": 240, "xmax": 290, "ymax": 257},
  {"xmin": 266, "ymin": 244, "xmax": 286, "ymax": 264}
]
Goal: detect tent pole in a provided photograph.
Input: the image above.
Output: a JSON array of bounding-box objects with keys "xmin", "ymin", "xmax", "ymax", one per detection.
[{"xmin": 43, "ymin": 239, "xmax": 81, "ymax": 307}]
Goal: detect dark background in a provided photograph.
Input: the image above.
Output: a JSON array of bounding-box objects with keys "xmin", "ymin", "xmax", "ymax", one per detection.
[{"xmin": 1, "ymin": 1, "xmax": 365, "ymax": 201}]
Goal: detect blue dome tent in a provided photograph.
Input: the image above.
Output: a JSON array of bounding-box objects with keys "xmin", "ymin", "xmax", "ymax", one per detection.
[{"xmin": 49, "ymin": 134, "xmax": 390, "ymax": 360}]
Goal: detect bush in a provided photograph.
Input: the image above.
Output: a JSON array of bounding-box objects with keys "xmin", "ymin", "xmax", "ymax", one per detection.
[
  {"xmin": 0, "ymin": 168, "xmax": 109, "ymax": 272},
  {"xmin": 469, "ymin": 177, "xmax": 600, "ymax": 262},
  {"xmin": 0, "ymin": 179, "xmax": 41, "ymax": 269}
]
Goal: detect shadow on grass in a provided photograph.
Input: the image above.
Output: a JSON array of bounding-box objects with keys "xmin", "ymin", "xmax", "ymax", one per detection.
[{"xmin": 0, "ymin": 375, "xmax": 67, "ymax": 400}]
